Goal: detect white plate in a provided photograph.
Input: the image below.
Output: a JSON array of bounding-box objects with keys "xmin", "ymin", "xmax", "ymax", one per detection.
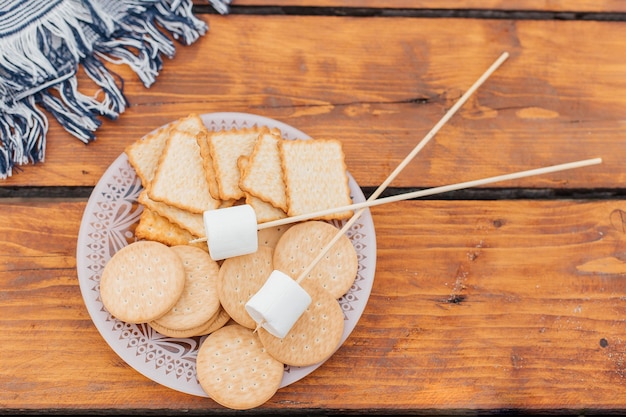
[{"xmin": 76, "ymin": 112, "xmax": 377, "ymax": 397}]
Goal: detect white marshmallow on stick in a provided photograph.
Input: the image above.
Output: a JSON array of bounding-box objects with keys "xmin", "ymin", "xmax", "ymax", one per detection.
[
  {"xmin": 245, "ymin": 270, "xmax": 313, "ymax": 338},
  {"xmin": 202, "ymin": 204, "xmax": 258, "ymax": 261}
]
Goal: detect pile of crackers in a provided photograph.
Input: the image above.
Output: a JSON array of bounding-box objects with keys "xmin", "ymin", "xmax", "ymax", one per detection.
[
  {"xmin": 125, "ymin": 113, "xmax": 354, "ymax": 245},
  {"xmin": 99, "ymin": 114, "xmax": 361, "ymax": 409}
]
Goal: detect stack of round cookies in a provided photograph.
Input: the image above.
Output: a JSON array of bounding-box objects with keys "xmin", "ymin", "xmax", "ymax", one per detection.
[
  {"xmin": 99, "ymin": 220, "xmax": 358, "ymax": 410},
  {"xmin": 99, "ymin": 241, "xmax": 229, "ymax": 337}
]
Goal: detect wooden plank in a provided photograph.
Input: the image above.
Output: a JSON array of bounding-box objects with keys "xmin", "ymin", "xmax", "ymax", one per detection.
[
  {"xmin": 1, "ymin": 16, "xmax": 623, "ymax": 190},
  {"xmin": 2, "ymin": 199, "xmax": 626, "ymax": 411},
  {"xmin": 205, "ymin": 0, "xmax": 626, "ymax": 13}
]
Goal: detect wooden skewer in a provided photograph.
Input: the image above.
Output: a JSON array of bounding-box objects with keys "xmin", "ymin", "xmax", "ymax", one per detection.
[
  {"xmin": 295, "ymin": 157, "xmax": 602, "ymax": 282},
  {"xmin": 192, "ymin": 156, "xmax": 603, "ymax": 246},
  {"xmin": 293, "ymin": 51, "xmax": 510, "ymax": 283},
  {"xmin": 264, "ymin": 157, "xmax": 603, "ymax": 231},
  {"xmin": 251, "ymin": 156, "xmax": 602, "ymax": 334},
  {"xmin": 190, "ymin": 51, "xmax": 510, "ymax": 245}
]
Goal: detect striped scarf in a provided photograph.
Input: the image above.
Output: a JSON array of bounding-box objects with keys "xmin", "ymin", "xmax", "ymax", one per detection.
[{"xmin": 0, "ymin": 0, "xmax": 230, "ymax": 179}]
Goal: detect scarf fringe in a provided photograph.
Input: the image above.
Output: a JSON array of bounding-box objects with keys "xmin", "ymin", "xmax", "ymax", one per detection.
[
  {"xmin": 0, "ymin": 97, "xmax": 48, "ymax": 179},
  {"xmin": 209, "ymin": 0, "xmax": 232, "ymax": 16},
  {"xmin": 0, "ymin": 0, "xmax": 229, "ymax": 178}
]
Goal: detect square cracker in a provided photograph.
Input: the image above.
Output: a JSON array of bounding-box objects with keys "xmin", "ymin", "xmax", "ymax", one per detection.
[
  {"xmin": 134, "ymin": 207, "xmax": 207, "ymax": 251},
  {"xmin": 196, "ymin": 129, "xmax": 221, "ymax": 201},
  {"xmin": 279, "ymin": 139, "xmax": 353, "ymax": 220},
  {"xmin": 245, "ymin": 193, "xmax": 287, "ymax": 223},
  {"xmin": 239, "ymin": 127, "xmax": 288, "ymax": 212},
  {"xmin": 147, "ymin": 126, "xmax": 221, "ymax": 214},
  {"xmin": 238, "ymin": 155, "xmax": 287, "ymax": 223},
  {"xmin": 125, "ymin": 113, "xmax": 205, "ymax": 187},
  {"xmin": 175, "ymin": 113, "xmax": 206, "ymax": 134},
  {"xmin": 125, "ymin": 125, "xmax": 171, "ymax": 188},
  {"xmin": 206, "ymin": 126, "xmax": 262, "ymax": 201},
  {"xmin": 138, "ymin": 190, "xmax": 205, "ymax": 238}
]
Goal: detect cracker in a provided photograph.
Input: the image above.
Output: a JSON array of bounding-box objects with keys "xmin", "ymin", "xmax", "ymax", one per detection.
[
  {"xmin": 174, "ymin": 113, "xmax": 206, "ymax": 134},
  {"xmin": 273, "ymin": 220, "xmax": 358, "ymax": 298},
  {"xmin": 125, "ymin": 114, "xmax": 206, "ymax": 187},
  {"xmin": 217, "ymin": 246, "xmax": 274, "ymax": 329},
  {"xmin": 257, "ymin": 279, "xmax": 344, "ymax": 367},
  {"xmin": 219, "ymin": 198, "xmax": 238, "ymax": 209},
  {"xmin": 149, "ymin": 306, "xmax": 230, "ymax": 338},
  {"xmin": 203, "ymin": 306, "xmax": 232, "ymax": 335},
  {"xmin": 125, "ymin": 124, "xmax": 171, "ymax": 188},
  {"xmin": 151, "ymin": 245, "xmax": 221, "ymax": 331},
  {"xmin": 280, "ymin": 138, "xmax": 353, "ymax": 220},
  {"xmin": 99, "ymin": 241, "xmax": 186, "ymax": 324},
  {"xmin": 138, "ymin": 190, "xmax": 205, "ymax": 238},
  {"xmin": 134, "ymin": 208, "xmax": 207, "ymax": 251},
  {"xmin": 238, "ymin": 155, "xmax": 287, "ymax": 223},
  {"xmin": 147, "ymin": 127, "xmax": 221, "ymax": 214},
  {"xmin": 245, "ymin": 193, "xmax": 287, "ymax": 223},
  {"xmin": 196, "ymin": 127, "xmax": 221, "ymax": 200},
  {"xmin": 149, "ymin": 316, "xmax": 214, "ymax": 338},
  {"xmin": 239, "ymin": 128, "xmax": 288, "ymax": 211},
  {"xmin": 207, "ymin": 126, "xmax": 261, "ymax": 201},
  {"xmin": 196, "ymin": 324, "xmax": 284, "ymax": 410}
]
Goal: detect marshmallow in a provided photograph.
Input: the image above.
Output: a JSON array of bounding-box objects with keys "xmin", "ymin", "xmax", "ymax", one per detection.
[
  {"xmin": 245, "ymin": 270, "xmax": 312, "ymax": 338},
  {"xmin": 203, "ymin": 204, "xmax": 258, "ymax": 261}
]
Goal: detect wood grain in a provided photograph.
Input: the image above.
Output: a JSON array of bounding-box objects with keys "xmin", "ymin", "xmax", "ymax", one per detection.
[
  {"xmin": 202, "ymin": 0, "xmax": 626, "ymax": 13},
  {"xmin": 2, "ymin": 15, "xmax": 622, "ymax": 189},
  {"xmin": 2, "ymin": 200, "xmax": 626, "ymax": 411},
  {"xmin": 2, "ymin": 2, "xmax": 626, "ymax": 413}
]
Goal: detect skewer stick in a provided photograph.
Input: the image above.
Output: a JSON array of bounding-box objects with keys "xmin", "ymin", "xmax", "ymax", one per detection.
[
  {"xmin": 190, "ymin": 51, "xmax": 510, "ymax": 245},
  {"xmin": 262, "ymin": 157, "xmax": 603, "ymax": 231},
  {"xmin": 191, "ymin": 156, "xmax": 603, "ymax": 245},
  {"xmin": 365, "ymin": 51, "xmax": 510, "ymax": 203},
  {"xmin": 248, "ymin": 157, "xmax": 602, "ymax": 337},
  {"xmin": 293, "ymin": 51, "xmax": 510, "ymax": 283},
  {"xmin": 294, "ymin": 157, "xmax": 601, "ymax": 282}
]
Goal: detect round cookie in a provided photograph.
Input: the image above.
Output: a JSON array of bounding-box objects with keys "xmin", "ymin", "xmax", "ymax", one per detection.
[
  {"xmin": 257, "ymin": 279, "xmax": 344, "ymax": 367},
  {"xmin": 196, "ymin": 324, "xmax": 284, "ymax": 410},
  {"xmin": 257, "ymin": 224, "xmax": 293, "ymax": 249},
  {"xmin": 217, "ymin": 246, "xmax": 274, "ymax": 329},
  {"xmin": 149, "ymin": 306, "xmax": 231, "ymax": 338},
  {"xmin": 203, "ymin": 306, "xmax": 232, "ymax": 334},
  {"xmin": 151, "ymin": 245, "xmax": 221, "ymax": 331},
  {"xmin": 273, "ymin": 220, "xmax": 358, "ymax": 298},
  {"xmin": 149, "ymin": 316, "xmax": 214, "ymax": 338},
  {"xmin": 99, "ymin": 240, "xmax": 185, "ymax": 324}
]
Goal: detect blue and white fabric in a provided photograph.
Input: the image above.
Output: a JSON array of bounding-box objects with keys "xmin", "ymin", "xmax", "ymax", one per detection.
[{"xmin": 0, "ymin": 0, "xmax": 230, "ymax": 178}]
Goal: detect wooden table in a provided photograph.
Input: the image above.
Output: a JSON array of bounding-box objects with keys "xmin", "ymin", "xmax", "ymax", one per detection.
[{"xmin": 2, "ymin": 1, "xmax": 625, "ymax": 414}]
